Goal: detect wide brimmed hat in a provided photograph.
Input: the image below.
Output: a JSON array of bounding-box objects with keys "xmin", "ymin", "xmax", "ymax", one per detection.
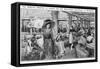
[{"xmin": 42, "ymin": 19, "xmax": 55, "ymax": 29}]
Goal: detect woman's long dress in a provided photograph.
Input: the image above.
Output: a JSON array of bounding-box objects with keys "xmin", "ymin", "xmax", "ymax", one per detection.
[{"xmin": 43, "ymin": 29, "xmax": 54, "ymax": 59}]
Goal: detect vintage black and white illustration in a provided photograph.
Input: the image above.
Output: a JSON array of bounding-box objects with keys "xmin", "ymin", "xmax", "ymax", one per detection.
[{"xmin": 20, "ymin": 5, "xmax": 96, "ymax": 64}]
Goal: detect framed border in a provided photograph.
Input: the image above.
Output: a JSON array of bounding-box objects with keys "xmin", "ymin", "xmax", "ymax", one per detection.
[{"xmin": 11, "ymin": 2, "xmax": 98, "ymax": 67}]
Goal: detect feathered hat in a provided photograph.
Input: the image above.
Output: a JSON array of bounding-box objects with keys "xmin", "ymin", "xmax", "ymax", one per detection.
[{"xmin": 42, "ymin": 19, "xmax": 55, "ymax": 29}]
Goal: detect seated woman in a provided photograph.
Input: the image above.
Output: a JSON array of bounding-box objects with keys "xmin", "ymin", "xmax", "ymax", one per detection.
[
  {"xmin": 75, "ymin": 33, "xmax": 89, "ymax": 58},
  {"xmin": 86, "ymin": 33, "xmax": 95, "ymax": 57},
  {"xmin": 55, "ymin": 32, "xmax": 66, "ymax": 58}
]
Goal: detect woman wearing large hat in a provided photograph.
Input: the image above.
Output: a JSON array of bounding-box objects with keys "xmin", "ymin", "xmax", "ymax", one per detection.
[{"xmin": 42, "ymin": 19, "xmax": 55, "ymax": 59}]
